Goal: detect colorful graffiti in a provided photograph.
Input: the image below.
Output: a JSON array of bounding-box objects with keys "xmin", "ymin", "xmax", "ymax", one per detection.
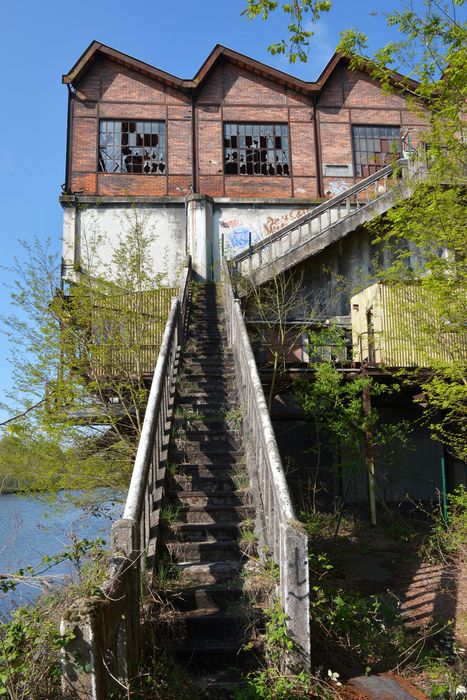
[
  {"xmin": 262, "ymin": 208, "xmax": 309, "ymax": 235},
  {"xmin": 219, "ymin": 207, "xmax": 310, "ymax": 251}
]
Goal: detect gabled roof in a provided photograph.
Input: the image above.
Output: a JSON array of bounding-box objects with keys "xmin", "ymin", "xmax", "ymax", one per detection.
[
  {"xmin": 63, "ymin": 41, "xmax": 331, "ymax": 94},
  {"xmin": 63, "ymin": 41, "xmax": 189, "ymax": 89},
  {"xmin": 63, "ymin": 41, "xmax": 418, "ymax": 95}
]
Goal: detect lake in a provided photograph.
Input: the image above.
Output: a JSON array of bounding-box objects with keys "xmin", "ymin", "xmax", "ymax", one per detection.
[{"xmin": 0, "ymin": 490, "xmax": 124, "ymax": 617}]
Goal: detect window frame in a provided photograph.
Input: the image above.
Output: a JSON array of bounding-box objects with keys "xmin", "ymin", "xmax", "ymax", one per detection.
[
  {"xmin": 98, "ymin": 119, "xmax": 167, "ymax": 176},
  {"xmin": 351, "ymin": 124, "xmax": 402, "ymax": 178},
  {"xmin": 223, "ymin": 122, "xmax": 291, "ymax": 177}
]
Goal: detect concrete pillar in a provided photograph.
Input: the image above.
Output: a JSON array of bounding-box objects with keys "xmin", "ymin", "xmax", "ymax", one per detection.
[
  {"xmin": 186, "ymin": 194, "xmax": 215, "ymax": 282},
  {"xmin": 281, "ymin": 519, "xmax": 311, "ymax": 666},
  {"xmin": 62, "ymin": 203, "xmax": 79, "ymax": 283}
]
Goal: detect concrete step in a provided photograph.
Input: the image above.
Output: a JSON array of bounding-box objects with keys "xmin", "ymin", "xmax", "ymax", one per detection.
[
  {"xmin": 168, "ymin": 639, "xmax": 254, "ymax": 671},
  {"xmin": 165, "ymin": 582, "xmax": 243, "ymax": 611},
  {"xmin": 167, "ymin": 489, "xmax": 251, "ymax": 508},
  {"xmin": 176, "ymin": 390, "xmax": 236, "ymax": 402},
  {"xmin": 173, "ymin": 419, "xmax": 235, "ymax": 431},
  {"xmin": 196, "ymin": 673, "xmax": 247, "ymax": 700},
  {"xmin": 166, "ymin": 540, "xmax": 243, "ymax": 563},
  {"xmin": 174, "ymin": 405, "xmax": 237, "ymax": 418},
  {"xmin": 164, "ymin": 522, "xmax": 241, "ymax": 543},
  {"xmin": 169, "ymin": 609, "xmax": 244, "ymax": 640},
  {"xmin": 168, "ymin": 474, "xmax": 238, "ymax": 492},
  {"xmin": 176, "ymin": 505, "xmax": 254, "ymax": 524},
  {"xmin": 177, "ymin": 560, "xmax": 246, "ymax": 585},
  {"xmin": 182, "ymin": 352, "xmax": 233, "ymax": 361},
  {"xmin": 185, "ymin": 340, "xmax": 229, "ymax": 348},
  {"xmin": 171, "ymin": 464, "xmax": 249, "ymax": 479},
  {"xmin": 187, "ymin": 323, "xmax": 226, "ymax": 331},
  {"xmin": 175, "ymin": 400, "xmax": 237, "ymax": 413},
  {"xmin": 176, "ymin": 381, "xmax": 236, "ymax": 395},
  {"xmin": 180, "ymin": 367, "xmax": 235, "ymax": 377},
  {"xmin": 173, "ymin": 436, "xmax": 242, "ymax": 451},
  {"xmin": 169, "ymin": 450, "xmax": 244, "ymax": 465}
]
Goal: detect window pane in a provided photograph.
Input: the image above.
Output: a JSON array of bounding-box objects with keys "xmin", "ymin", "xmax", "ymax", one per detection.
[
  {"xmin": 98, "ymin": 119, "xmax": 166, "ymax": 174},
  {"xmin": 223, "ymin": 123, "xmax": 290, "ymax": 176},
  {"xmin": 352, "ymin": 124, "xmax": 401, "ymax": 178}
]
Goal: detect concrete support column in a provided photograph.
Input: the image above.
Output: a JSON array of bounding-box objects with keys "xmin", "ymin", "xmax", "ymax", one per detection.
[
  {"xmin": 186, "ymin": 193, "xmax": 214, "ymax": 282},
  {"xmin": 62, "ymin": 203, "xmax": 78, "ymax": 283}
]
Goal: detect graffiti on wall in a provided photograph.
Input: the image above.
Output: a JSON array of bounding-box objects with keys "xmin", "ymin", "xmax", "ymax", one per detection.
[
  {"xmin": 263, "ymin": 208, "xmax": 309, "ymax": 236},
  {"xmin": 219, "ymin": 207, "xmax": 310, "ymax": 254}
]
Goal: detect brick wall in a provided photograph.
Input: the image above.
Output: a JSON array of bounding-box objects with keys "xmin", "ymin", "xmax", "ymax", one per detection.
[
  {"xmin": 318, "ymin": 62, "xmax": 428, "ymax": 194},
  {"xmin": 67, "ymin": 55, "xmax": 428, "ymax": 200},
  {"xmin": 69, "ymin": 56, "xmax": 192, "ymax": 197}
]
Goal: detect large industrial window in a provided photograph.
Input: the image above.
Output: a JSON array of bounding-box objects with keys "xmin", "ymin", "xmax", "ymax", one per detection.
[
  {"xmin": 98, "ymin": 120, "xmax": 166, "ymax": 174},
  {"xmin": 352, "ymin": 125, "xmax": 401, "ymax": 177},
  {"xmin": 224, "ymin": 123, "xmax": 290, "ymax": 176}
]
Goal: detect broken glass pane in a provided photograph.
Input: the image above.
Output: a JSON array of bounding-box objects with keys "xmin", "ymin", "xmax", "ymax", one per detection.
[
  {"xmin": 223, "ymin": 123, "xmax": 290, "ymax": 176},
  {"xmin": 98, "ymin": 120, "xmax": 166, "ymax": 175}
]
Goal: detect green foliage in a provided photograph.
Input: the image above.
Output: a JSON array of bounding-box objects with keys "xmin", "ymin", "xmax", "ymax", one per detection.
[
  {"xmin": 242, "ymin": 0, "xmax": 331, "ymax": 63},
  {"xmin": 0, "ymin": 212, "xmax": 171, "ymax": 492},
  {"xmin": 0, "ymin": 537, "xmax": 107, "ymax": 698},
  {"xmin": 422, "ymin": 654, "xmax": 467, "ymax": 699},
  {"xmin": 0, "ymin": 603, "xmax": 66, "ymax": 698},
  {"xmin": 340, "ymin": 2, "xmax": 467, "ymax": 459},
  {"xmin": 305, "ymin": 551, "xmax": 409, "ymax": 673},
  {"xmin": 295, "ymin": 360, "xmax": 409, "ymax": 495},
  {"xmin": 310, "ymin": 584, "xmax": 406, "ymax": 670},
  {"xmin": 422, "ymin": 486, "xmax": 467, "ymax": 564},
  {"xmin": 243, "ymin": 268, "xmax": 345, "ymax": 412},
  {"xmin": 237, "ymin": 602, "xmax": 317, "ymax": 699},
  {"xmin": 235, "ymin": 667, "xmax": 315, "ymax": 699},
  {"xmin": 244, "ymin": 0, "xmax": 467, "ymax": 458}
]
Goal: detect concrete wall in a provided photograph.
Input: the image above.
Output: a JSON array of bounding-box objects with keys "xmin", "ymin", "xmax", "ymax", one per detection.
[
  {"xmin": 212, "ymin": 202, "xmax": 313, "ymax": 278},
  {"xmin": 62, "ymin": 202, "xmax": 186, "ymax": 286}
]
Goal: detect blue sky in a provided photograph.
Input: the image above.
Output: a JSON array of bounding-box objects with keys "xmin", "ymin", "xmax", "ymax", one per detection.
[{"xmin": 0, "ymin": 0, "xmax": 446, "ymax": 421}]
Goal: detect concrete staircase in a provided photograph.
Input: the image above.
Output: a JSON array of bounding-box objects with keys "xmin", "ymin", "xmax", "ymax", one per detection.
[
  {"xmin": 157, "ymin": 284, "xmax": 259, "ymax": 694},
  {"xmin": 229, "ymin": 159, "xmax": 421, "ymax": 287}
]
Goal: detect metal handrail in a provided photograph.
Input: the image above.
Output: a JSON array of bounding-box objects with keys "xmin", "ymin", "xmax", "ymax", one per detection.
[
  {"xmin": 222, "ymin": 259, "xmax": 310, "ymax": 663},
  {"xmin": 230, "ymin": 160, "xmax": 407, "ymax": 274}
]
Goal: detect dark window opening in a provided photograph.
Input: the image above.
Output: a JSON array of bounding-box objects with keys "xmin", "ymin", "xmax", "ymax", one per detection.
[
  {"xmin": 98, "ymin": 120, "xmax": 166, "ymax": 175},
  {"xmin": 224, "ymin": 123, "xmax": 290, "ymax": 176},
  {"xmin": 352, "ymin": 125, "xmax": 401, "ymax": 177}
]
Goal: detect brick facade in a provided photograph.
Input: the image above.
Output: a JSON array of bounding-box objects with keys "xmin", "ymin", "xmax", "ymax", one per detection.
[{"xmin": 65, "ymin": 46, "xmax": 427, "ymax": 200}]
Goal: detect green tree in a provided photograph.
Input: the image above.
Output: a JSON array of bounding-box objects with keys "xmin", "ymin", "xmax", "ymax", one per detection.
[
  {"xmin": 244, "ymin": 0, "xmax": 467, "ymax": 460},
  {"xmin": 0, "ymin": 214, "xmax": 174, "ymax": 493}
]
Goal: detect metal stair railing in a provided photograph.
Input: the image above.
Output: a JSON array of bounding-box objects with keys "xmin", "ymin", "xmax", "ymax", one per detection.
[
  {"xmin": 61, "ymin": 258, "xmax": 192, "ymax": 700},
  {"xmin": 229, "ymin": 159, "xmax": 410, "ymax": 278},
  {"xmin": 222, "ymin": 259, "xmax": 310, "ymax": 663}
]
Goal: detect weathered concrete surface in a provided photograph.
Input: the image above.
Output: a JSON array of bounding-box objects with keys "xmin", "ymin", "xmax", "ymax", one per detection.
[
  {"xmin": 61, "ymin": 201, "xmax": 186, "ymax": 286},
  {"xmin": 349, "ymin": 673, "xmax": 428, "ymax": 699}
]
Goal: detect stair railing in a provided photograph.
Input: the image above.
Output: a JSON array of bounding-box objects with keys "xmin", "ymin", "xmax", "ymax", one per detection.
[
  {"xmin": 61, "ymin": 258, "xmax": 192, "ymax": 700},
  {"xmin": 229, "ymin": 159, "xmax": 409, "ymax": 277},
  {"xmin": 221, "ymin": 259, "xmax": 310, "ymax": 663}
]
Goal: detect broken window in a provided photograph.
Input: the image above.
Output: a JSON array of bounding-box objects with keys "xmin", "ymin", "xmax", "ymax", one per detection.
[
  {"xmin": 98, "ymin": 120, "xmax": 166, "ymax": 175},
  {"xmin": 224, "ymin": 123, "xmax": 290, "ymax": 176},
  {"xmin": 352, "ymin": 125, "xmax": 401, "ymax": 177}
]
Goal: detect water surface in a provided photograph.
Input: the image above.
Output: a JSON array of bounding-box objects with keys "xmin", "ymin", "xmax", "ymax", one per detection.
[{"xmin": 0, "ymin": 490, "xmax": 124, "ymax": 616}]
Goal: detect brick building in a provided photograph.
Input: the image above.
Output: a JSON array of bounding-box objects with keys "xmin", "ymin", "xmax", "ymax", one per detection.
[
  {"xmin": 60, "ymin": 42, "xmax": 467, "ymax": 507},
  {"xmin": 61, "ymin": 41, "xmax": 427, "ymax": 286}
]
